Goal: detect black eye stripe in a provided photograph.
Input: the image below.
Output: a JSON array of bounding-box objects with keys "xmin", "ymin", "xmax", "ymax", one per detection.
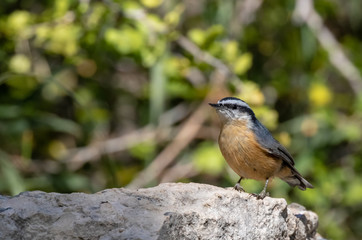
[
  {"xmin": 224, "ymin": 104, "xmax": 253, "ymax": 113},
  {"xmin": 224, "ymin": 104, "xmax": 239, "ymax": 109},
  {"xmin": 219, "ymin": 101, "xmax": 256, "ymax": 121}
]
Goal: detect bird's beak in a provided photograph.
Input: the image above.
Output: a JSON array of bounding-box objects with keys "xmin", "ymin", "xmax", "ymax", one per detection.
[{"xmin": 209, "ymin": 103, "xmax": 220, "ymax": 108}]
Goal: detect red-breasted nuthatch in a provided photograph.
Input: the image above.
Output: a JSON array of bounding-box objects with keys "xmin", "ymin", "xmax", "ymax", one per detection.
[{"xmin": 209, "ymin": 97, "xmax": 313, "ymax": 199}]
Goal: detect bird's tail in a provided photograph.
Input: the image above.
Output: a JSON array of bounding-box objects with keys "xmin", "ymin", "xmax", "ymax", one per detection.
[{"xmin": 282, "ymin": 171, "xmax": 314, "ymax": 190}]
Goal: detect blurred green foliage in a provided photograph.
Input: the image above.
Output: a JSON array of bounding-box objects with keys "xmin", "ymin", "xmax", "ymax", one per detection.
[{"xmin": 1, "ymin": 0, "xmax": 362, "ymax": 239}]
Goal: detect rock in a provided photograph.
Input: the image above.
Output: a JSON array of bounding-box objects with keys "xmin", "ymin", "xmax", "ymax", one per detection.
[{"xmin": 0, "ymin": 182, "xmax": 319, "ymax": 240}]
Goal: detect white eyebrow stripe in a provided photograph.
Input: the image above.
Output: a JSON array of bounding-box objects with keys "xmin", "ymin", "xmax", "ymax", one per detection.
[{"xmin": 217, "ymin": 99, "xmax": 250, "ymax": 108}]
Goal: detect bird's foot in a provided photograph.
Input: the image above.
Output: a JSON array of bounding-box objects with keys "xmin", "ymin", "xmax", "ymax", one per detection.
[
  {"xmin": 234, "ymin": 183, "xmax": 245, "ymax": 192},
  {"xmin": 251, "ymin": 191, "xmax": 269, "ymax": 200}
]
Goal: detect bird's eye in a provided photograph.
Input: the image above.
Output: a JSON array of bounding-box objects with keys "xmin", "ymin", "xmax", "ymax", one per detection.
[{"xmin": 232, "ymin": 104, "xmax": 237, "ymax": 110}]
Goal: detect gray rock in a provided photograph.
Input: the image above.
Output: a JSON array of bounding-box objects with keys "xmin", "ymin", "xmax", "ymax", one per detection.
[{"xmin": 0, "ymin": 182, "xmax": 319, "ymax": 240}]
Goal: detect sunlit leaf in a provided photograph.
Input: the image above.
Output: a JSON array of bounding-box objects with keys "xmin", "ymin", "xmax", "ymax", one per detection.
[
  {"xmin": 344, "ymin": 180, "xmax": 362, "ymax": 206},
  {"xmin": 193, "ymin": 142, "xmax": 225, "ymax": 176},
  {"xmin": 188, "ymin": 29, "xmax": 206, "ymax": 46},
  {"xmin": 233, "ymin": 53, "xmax": 252, "ymax": 75},
  {"xmin": 309, "ymin": 83, "xmax": 332, "ymax": 107},
  {"xmin": 164, "ymin": 4, "xmax": 184, "ymax": 27},
  {"xmin": 141, "ymin": 0, "xmax": 163, "ymax": 8},
  {"xmin": 53, "ymin": 0, "xmax": 70, "ymax": 18},
  {"xmin": 129, "ymin": 141, "xmax": 156, "ymax": 162},
  {"xmin": 253, "ymin": 106, "xmax": 278, "ymax": 130},
  {"xmin": 3, "ymin": 10, "xmax": 33, "ymax": 37},
  {"xmin": 35, "ymin": 24, "xmax": 80, "ymax": 56},
  {"xmin": 9, "ymin": 54, "xmax": 31, "ymax": 74},
  {"xmin": 105, "ymin": 27, "xmax": 144, "ymax": 54},
  {"xmin": 48, "ymin": 140, "xmax": 68, "ymax": 160},
  {"xmin": 238, "ymin": 81, "xmax": 264, "ymax": 106},
  {"xmin": 224, "ymin": 41, "xmax": 239, "ymax": 63}
]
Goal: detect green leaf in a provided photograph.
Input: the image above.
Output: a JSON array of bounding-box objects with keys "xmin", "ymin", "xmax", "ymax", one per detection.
[
  {"xmin": 188, "ymin": 29, "xmax": 206, "ymax": 46},
  {"xmin": 36, "ymin": 114, "xmax": 81, "ymax": 137},
  {"xmin": 129, "ymin": 141, "xmax": 156, "ymax": 162},
  {"xmin": 233, "ymin": 53, "xmax": 253, "ymax": 75},
  {"xmin": 0, "ymin": 150, "xmax": 26, "ymax": 195},
  {"xmin": 344, "ymin": 179, "xmax": 362, "ymax": 206},
  {"xmin": 0, "ymin": 104, "xmax": 22, "ymax": 119},
  {"xmin": 193, "ymin": 142, "xmax": 225, "ymax": 175},
  {"xmin": 149, "ymin": 54, "xmax": 167, "ymax": 123},
  {"xmin": 141, "ymin": 0, "xmax": 163, "ymax": 8},
  {"xmin": 3, "ymin": 10, "xmax": 33, "ymax": 38},
  {"xmin": 9, "ymin": 54, "xmax": 31, "ymax": 74},
  {"xmin": 105, "ymin": 27, "xmax": 144, "ymax": 55}
]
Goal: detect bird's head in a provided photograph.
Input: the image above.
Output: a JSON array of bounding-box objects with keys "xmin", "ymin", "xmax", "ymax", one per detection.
[{"xmin": 209, "ymin": 97, "xmax": 255, "ymax": 124}]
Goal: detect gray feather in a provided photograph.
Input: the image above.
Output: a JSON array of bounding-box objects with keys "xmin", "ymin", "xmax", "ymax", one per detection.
[{"xmin": 252, "ymin": 119, "xmax": 313, "ymax": 190}]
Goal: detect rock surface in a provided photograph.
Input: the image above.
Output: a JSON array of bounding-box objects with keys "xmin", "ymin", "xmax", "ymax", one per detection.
[{"xmin": 0, "ymin": 182, "xmax": 319, "ymax": 240}]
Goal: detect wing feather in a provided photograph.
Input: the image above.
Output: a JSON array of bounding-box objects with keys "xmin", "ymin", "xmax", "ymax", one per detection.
[{"xmin": 252, "ymin": 119, "xmax": 295, "ymax": 168}]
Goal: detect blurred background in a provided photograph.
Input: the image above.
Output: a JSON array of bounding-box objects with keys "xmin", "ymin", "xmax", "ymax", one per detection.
[{"xmin": 1, "ymin": 0, "xmax": 362, "ymax": 239}]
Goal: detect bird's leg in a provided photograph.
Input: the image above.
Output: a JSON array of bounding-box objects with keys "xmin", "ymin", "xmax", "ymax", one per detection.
[
  {"xmin": 253, "ymin": 178, "xmax": 270, "ymax": 199},
  {"xmin": 234, "ymin": 177, "xmax": 245, "ymax": 192}
]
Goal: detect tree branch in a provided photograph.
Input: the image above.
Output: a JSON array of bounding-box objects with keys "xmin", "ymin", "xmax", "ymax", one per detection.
[{"xmin": 293, "ymin": 0, "xmax": 362, "ymax": 94}]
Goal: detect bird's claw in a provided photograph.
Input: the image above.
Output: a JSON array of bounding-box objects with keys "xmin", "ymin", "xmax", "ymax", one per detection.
[
  {"xmin": 234, "ymin": 183, "xmax": 245, "ymax": 192},
  {"xmin": 251, "ymin": 191, "xmax": 269, "ymax": 200}
]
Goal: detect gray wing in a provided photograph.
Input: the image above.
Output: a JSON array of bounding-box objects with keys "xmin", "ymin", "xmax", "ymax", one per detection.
[
  {"xmin": 253, "ymin": 119, "xmax": 314, "ymax": 190},
  {"xmin": 253, "ymin": 119, "xmax": 295, "ymax": 167}
]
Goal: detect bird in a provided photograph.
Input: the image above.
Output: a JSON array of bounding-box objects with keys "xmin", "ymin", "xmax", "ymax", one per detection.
[{"xmin": 209, "ymin": 97, "xmax": 313, "ymax": 199}]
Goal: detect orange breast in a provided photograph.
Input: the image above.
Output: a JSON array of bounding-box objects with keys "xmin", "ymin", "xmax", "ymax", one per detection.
[{"xmin": 218, "ymin": 121, "xmax": 282, "ymax": 181}]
